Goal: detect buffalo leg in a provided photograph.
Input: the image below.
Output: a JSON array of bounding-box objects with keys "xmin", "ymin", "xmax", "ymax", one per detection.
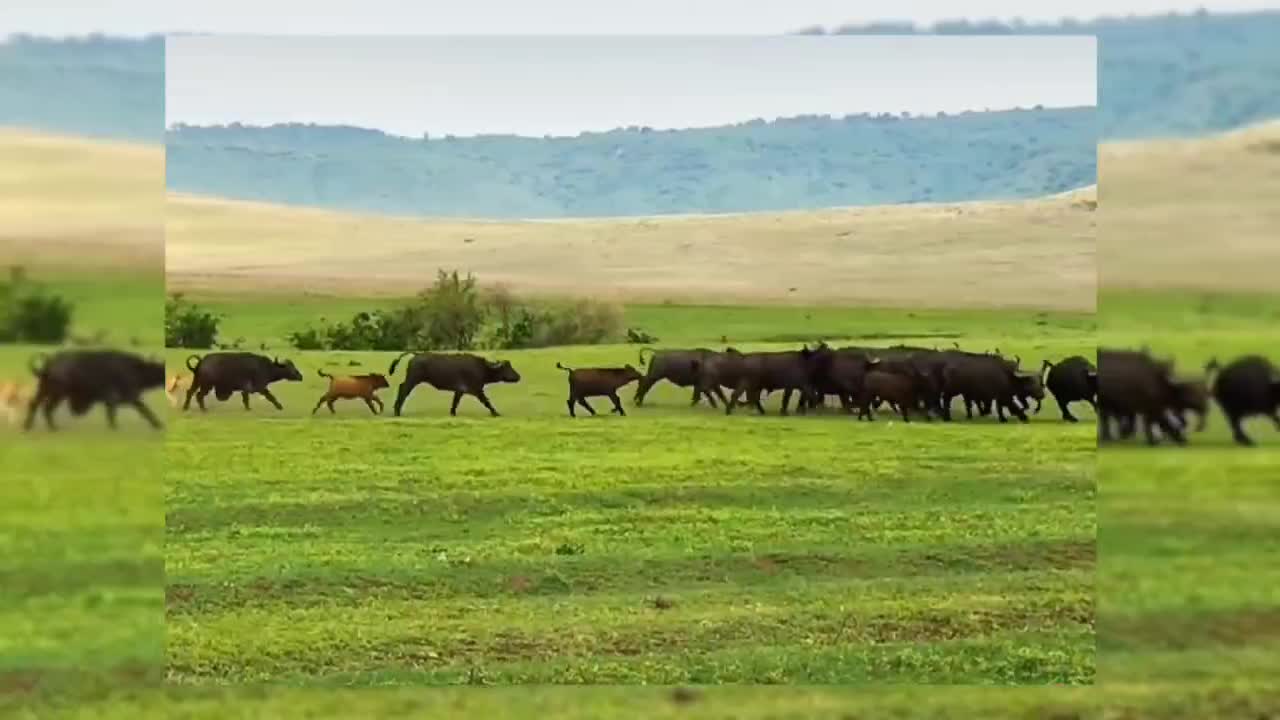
[
  {"xmin": 22, "ymin": 389, "xmax": 47, "ymax": 431},
  {"xmin": 1227, "ymin": 413, "xmax": 1254, "ymax": 447},
  {"xmin": 195, "ymin": 387, "xmax": 210, "ymax": 411},
  {"xmin": 698, "ymin": 388, "xmax": 719, "ymax": 408},
  {"xmin": 393, "ymin": 380, "xmax": 419, "ymax": 416},
  {"xmin": 751, "ymin": 389, "xmax": 767, "ymax": 415},
  {"xmin": 474, "ymin": 389, "xmax": 500, "ymax": 417},
  {"xmin": 996, "ymin": 400, "xmax": 1008, "ymax": 423},
  {"xmin": 725, "ymin": 386, "xmax": 743, "ymax": 415},
  {"xmin": 633, "ymin": 376, "xmax": 657, "ymax": 406},
  {"xmin": 708, "ymin": 385, "xmax": 729, "ymax": 408},
  {"xmin": 241, "ymin": 391, "xmax": 252, "ymax": 410},
  {"xmin": 576, "ymin": 397, "xmax": 596, "ymax": 416},
  {"xmin": 688, "ymin": 385, "xmax": 704, "ymax": 407},
  {"xmin": 1156, "ymin": 412, "xmax": 1186, "ymax": 446},
  {"xmin": 182, "ymin": 383, "xmax": 199, "ymax": 411},
  {"xmin": 258, "ymin": 388, "xmax": 284, "ymax": 411},
  {"xmin": 779, "ymin": 388, "xmax": 793, "ymax": 416},
  {"xmin": 449, "ymin": 391, "xmax": 464, "ymax": 416},
  {"xmin": 105, "ymin": 402, "xmax": 119, "ymax": 429},
  {"xmin": 899, "ymin": 401, "xmax": 911, "ymax": 423},
  {"xmin": 1270, "ymin": 410, "xmax": 1280, "ymax": 431},
  {"xmin": 964, "ymin": 397, "xmax": 975, "ymax": 420},
  {"xmin": 130, "ymin": 399, "xmax": 163, "ymax": 430},
  {"xmin": 1057, "ymin": 397, "xmax": 1079, "ymax": 423},
  {"xmin": 1008, "ymin": 399, "xmax": 1029, "ymax": 423},
  {"xmin": 608, "ymin": 392, "xmax": 626, "ymax": 415}
]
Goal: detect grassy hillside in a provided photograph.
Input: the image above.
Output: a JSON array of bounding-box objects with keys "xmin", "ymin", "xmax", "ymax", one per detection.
[
  {"xmin": 1100, "ymin": 120, "xmax": 1280, "ymax": 295},
  {"xmin": 164, "ymin": 185, "xmax": 1097, "ymax": 312}
]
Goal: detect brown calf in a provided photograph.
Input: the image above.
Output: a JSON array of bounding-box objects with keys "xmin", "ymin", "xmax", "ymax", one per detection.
[
  {"xmin": 166, "ymin": 373, "xmax": 191, "ymax": 408},
  {"xmin": 312, "ymin": 369, "xmax": 390, "ymax": 415},
  {"xmin": 2, "ymin": 380, "xmax": 33, "ymax": 427},
  {"xmin": 557, "ymin": 362, "xmax": 644, "ymax": 417},
  {"xmin": 858, "ymin": 370, "xmax": 919, "ymax": 423}
]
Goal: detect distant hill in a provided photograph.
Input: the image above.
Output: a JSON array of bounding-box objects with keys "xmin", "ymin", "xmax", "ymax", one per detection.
[
  {"xmin": 164, "ymin": 108, "xmax": 1096, "ymax": 219},
  {"xmin": 0, "ymin": 34, "xmax": 163, "ymax": 143},
  {"xmin": 4, "ymin": 11, "xmax": 1279, "ymax": 217},
  {"xmin": 815, "ymin": 10, "xmax": 1280, "ymax": 140}
]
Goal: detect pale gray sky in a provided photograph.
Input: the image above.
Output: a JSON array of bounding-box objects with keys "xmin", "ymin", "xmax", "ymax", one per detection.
[
  {"xmin": 2, "ymin": 0, "xmax": 1277, "ymax": 36},
  {"xmin": 167, "ymin": 35, "xmax": 1096, "ymax": 138}
]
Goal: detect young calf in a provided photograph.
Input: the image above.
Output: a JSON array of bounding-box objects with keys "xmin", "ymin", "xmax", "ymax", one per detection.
[
  {"xmin": 312, "ymin": 369, "xmax": 390, "ymax": 415},
  {"xmin": 1, "ymin": 380, "xmax": 33, "ymax": 427},
  {"xmin": 165, "ymin": 373, "xmax": 191, "ymax": 408},
  {"xmin": 557, "ymin": 362, "xmax": 643, "ymax": 417}
]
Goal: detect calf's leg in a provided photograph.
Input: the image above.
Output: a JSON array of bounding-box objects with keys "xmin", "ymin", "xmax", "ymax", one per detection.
[{"xmin": 608, "ymin": 392, "xmax": 626, "ymax": 415}]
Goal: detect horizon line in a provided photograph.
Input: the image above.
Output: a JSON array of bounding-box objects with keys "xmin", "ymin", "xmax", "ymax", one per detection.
[{"xmin": 165, "ymin": 104, "xmax": 1096, "ymax": 142}]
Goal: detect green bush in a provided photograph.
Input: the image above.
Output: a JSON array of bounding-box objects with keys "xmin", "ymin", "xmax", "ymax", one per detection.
[
  {"xmin": 0, "ymin": 266, "xmax": 74, "ymax": 344},
  {"xmin": 165, "ymin": 293, "xmax": 221, "ymax": 348},
  {"xmin": 287, "ymin": 271, "xmax": 625, "ymax": 352}
]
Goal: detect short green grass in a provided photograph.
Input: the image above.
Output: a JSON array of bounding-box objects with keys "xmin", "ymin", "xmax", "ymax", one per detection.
[
  {"xmin": 1097, "ymin": 290, "xmax": 1280, "ymax": 693},
  {"xmin": 162, "ymin": 302, "xmax": 1096, "ymax": 686},
  {"xmin": 0, "ymin": 346, "xmax": 164, "ymax": 714}
]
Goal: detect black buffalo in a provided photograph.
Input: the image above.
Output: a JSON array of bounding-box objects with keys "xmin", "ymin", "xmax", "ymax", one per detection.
[
  {"xmin": 1206, "ymin": 355, "xmax": 1280, "ymax": 446},
  {"xmin": 692, "ymin": 349, "xmax": 746, "ymax": 409},
  {"xmin": 183, "ymin": 352, "xmax": 303, "ymax": 411},
  {"xmin": 1097, "ymin": 348, "xmax": 1185, "ymax": 446},
  {"xmin": 24, "ymin": 349, "xmax": 166, "ymax": 431},
  {"xmin": 940, "ymin": 353, "xmax": 1036, "ymax": 423},
  {"xmin": 724, "ymin": 346, "xmax": 833, "ymax": 416},
  {"xmin": 388, "ymin": 352, "xmax": 520, "ymax": 417},
  {"xmin": 802, "ymin": 345, "xmax": 882, "ymax": 413},
  {"xmin": 1043, "ymin": 356, "xmax": 1098, "ymax": 423},
  {"xmin": 633, "ymin": 348, "xmax": 719, "ymax": 407}
]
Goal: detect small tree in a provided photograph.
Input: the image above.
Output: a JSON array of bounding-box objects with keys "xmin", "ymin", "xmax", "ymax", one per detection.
[
  {"xmin": 418, "ymin": 269, "xmax": 486, "ymax": 350},
  {"xmin": 165, "ymin": 293, "xmax": 220, "ymax": 348},
  {"xmin": 0, "ymin": 266, "xmax": 74, "ymax": 344}
]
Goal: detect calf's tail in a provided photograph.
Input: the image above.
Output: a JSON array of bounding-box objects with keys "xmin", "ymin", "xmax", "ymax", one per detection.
[
  {"xmin": 638, "ymin": 347, "xmax": 655, "ymax": 367},
  {"xmin": 556, "ymin": 362, "xmax": 574, "ymax": 373},
  {"xmin": 185, "ymin": 354, "xmax": 201, "ymax": 372},
  {"xmin": 28, "ymin": 353, "xmax": 48, "ymax": 377},
  {"xmin": 387, "ymin": 351, "xmax": 414, "ymax": 376},
  {"xmin": 317, "ymin": 369, "xmax": 332, "ymax": 380}
]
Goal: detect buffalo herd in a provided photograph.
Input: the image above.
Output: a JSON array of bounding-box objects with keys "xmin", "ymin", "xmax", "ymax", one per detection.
[{"xmin": 10, "ymin": 345, "xmax": 1278, "ymax": 447}]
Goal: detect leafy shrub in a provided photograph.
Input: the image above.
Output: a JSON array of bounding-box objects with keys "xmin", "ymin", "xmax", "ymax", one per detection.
[
  {"xmin": 165, "ymin": 293, "xmax": 221, "ymax": 348},
  {"xmin": 418, "ymin": 270, "xmax": 487, "ymax": 351},
  {"xmin": 626, "ymin": 327, "xmax": 658, "ymax": 344},
  {"xmin": 0, "ymin": 266, "xmax": 75, "ymax": 344},
  {"xmin": 288, "ymin": 271, "xmax": 624, "ymax": 351}
]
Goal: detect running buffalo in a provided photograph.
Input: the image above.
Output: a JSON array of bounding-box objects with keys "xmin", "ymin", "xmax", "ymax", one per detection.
[
  {"xmin": 1206, "ymin": 355, "xmax": 1280, "ymax": 446},
  {"xmin": 183, "ymin": 352, "xmax": 304, "ymax": 411},
  {"xmin": 1042, "ymin": 356, "xmax": 1098, "ymax": 423},
  {"xmin": 387, "ymin": 352, "xmax": 521, "ymax": 417},
  {"xmin": 24, "ymin": 349, "xmax": 166, "ymax": 431},
  {"xmin": 633, "ymin": 347, "xmax": 719, "ymax": 407}
]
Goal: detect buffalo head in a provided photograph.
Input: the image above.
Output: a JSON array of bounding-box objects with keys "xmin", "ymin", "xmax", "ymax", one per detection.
[
  {"xmin": 272, "ymin": 357, "xmax": 304, "ymax": 382},
  {"xmin": 487, "ymin": 360, "xmax": 521, "ymax": 384}
]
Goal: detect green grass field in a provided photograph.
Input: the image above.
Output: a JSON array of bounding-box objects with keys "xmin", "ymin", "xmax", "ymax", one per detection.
[
  {"xmin": 160, "ymin": 301, "xmax": 1097, "ymax": 686},
  {"xmin": 1097, "ymin": 289, "xmax": 1280, "ymax": 694},
  {"xmin": 0, "ymin": 345, "xmax": 164, "ymax": 715}
]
